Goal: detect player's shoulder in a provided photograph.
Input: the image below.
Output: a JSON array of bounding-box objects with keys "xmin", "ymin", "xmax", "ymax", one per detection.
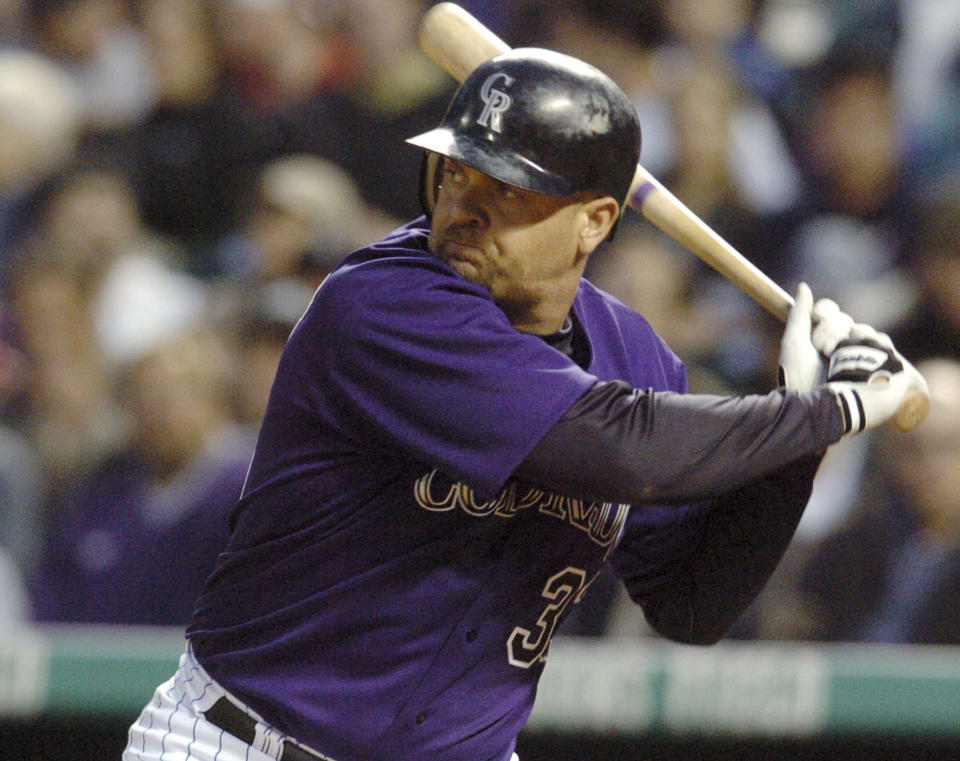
[
  {"xmin": 299, "ymin": 217, "xmax": 492, "ymax": 335},
  {"xmin": 322, "ymin": 217, "xmax": 476, "ymax": 300},
  {"xmin": 576, "ymin": 277, "xmax": 686, "ymax": 388},
  {"xmin": 576, "ymin": 277, "xmax": 658, "ymax": 335},
  {"xmin": 327, "ymin": 217, "xmax": 433, "ymax": 280}
]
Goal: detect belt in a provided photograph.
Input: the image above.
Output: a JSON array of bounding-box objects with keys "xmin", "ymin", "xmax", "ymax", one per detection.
[{"xmin": 204, "ymin": 697, "xmax": 337, "ymax": 761}]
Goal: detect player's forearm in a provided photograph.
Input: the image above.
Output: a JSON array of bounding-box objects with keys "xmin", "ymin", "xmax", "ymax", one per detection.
[
  {"xmin": 630, "ymin": 454, "xmax": 821, "ymax": 644},
  {"xmin": 515, "ymin": 380, "xmax": 842, "ymax": 506}
]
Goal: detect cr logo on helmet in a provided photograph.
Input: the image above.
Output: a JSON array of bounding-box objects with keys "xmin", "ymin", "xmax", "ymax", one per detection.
[{"xmin": 477, "ymin": 72, "xmax": 515, "ymax": 133}]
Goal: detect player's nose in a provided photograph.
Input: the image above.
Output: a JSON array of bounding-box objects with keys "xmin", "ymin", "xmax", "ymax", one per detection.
[{"xmin": 439, "ymin": 175, "xmax": 490, "ymax": 228}]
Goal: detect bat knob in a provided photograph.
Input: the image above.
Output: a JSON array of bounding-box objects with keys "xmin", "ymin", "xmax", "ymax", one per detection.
[{"xmin": 891, "ymin": 389, "xmax": 930, "ymax": 432}]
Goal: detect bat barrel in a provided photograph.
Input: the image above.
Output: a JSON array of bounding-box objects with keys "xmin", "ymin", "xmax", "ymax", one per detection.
[
  {"xmin": 891, "ymin": 389, "xmax": 930, "ymax": 432},
  {"xmin": 418, "ymin": 2, "xmax": 509, "ymax": 81}
]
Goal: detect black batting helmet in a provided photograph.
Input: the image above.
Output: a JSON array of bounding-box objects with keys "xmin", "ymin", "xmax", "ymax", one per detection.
[{"xmin": 407, "ymin": 47, "xmax": 641, "ymax": 215}]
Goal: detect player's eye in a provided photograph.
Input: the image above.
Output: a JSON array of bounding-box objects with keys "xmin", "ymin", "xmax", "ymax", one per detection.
[
  {"xmin": 495, "ymin": 181, "xmax": 521, "ymax": 200},
  {"xmin": 441, "ymin": 164, "xmax": 467, "ymax": 187}
]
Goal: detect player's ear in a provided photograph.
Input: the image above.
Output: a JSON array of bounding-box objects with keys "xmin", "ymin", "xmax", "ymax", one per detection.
[{"xmin": 577, "ymin": 196, "xmax": 619, "ymax": 255}]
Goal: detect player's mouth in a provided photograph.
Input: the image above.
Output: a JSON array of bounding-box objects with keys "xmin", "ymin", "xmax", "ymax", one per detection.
[
  {"xmin": 436, "ymin": 237, "xmax": 486, "ymax": 270},
  {"xmin": 442, "ymin": 239, "xmax": 480, "ymax": 258}
]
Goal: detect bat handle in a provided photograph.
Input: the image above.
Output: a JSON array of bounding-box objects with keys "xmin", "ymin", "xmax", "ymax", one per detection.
[{"xmin": 628, "ymin": 165, "xmax": 794, "ymax": 322}]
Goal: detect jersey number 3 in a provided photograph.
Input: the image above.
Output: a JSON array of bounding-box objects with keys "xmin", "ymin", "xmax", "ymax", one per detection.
[{"xmin": 507, "ymin": 566, "xmax": 587, "ymax": 669}]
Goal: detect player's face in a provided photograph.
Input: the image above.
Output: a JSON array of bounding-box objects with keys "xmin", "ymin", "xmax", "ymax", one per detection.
[{"xmin": 429, "ymin": 158, "xmax": 608, "ymax": 334}]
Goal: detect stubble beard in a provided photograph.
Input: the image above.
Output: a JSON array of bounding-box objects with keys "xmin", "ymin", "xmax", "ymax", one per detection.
[{"xmin": 429, "ymin": 225, "xmax": 536, "ymax": 325}]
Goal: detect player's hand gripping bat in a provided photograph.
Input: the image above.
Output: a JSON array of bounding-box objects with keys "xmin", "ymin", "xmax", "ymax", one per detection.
[{"xmin": 417, "ymin": 1, "xmax": 929, "ymax": 432}]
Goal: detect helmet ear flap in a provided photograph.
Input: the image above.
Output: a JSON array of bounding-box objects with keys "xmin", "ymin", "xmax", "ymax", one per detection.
[{"xmin": 418, "ymin": 152, "xmax": 443, "ymax": 217}]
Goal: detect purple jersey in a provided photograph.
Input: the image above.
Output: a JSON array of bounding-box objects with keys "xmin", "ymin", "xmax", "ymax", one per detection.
[{"xmin": 188, "ymin": 218, "xmax": 692, "ymax": 761}]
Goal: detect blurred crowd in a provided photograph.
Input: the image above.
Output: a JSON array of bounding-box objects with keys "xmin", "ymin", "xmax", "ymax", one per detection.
[{"xmin": 0, "ymin": 0, "xmax": 957, "ymax": 646}]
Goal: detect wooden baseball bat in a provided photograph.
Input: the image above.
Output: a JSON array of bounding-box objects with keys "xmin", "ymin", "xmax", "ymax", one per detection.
[{"xmin": 417, "ymin": 2, "xmax": 929, "ymax": 432}]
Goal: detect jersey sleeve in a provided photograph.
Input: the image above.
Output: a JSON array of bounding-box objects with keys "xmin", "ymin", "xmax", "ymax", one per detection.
[
  {"xmin": 297, "ymin": 254, "xmax": 598, "ymax": 498},
  {"xmin": 615, "ymin": 454, "xmax": 824, "ymax": 644}
]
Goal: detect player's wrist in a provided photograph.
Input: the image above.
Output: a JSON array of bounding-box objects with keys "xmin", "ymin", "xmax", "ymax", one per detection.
[{"xmin": 829, "ymin": 384, "xmax": 867, "ymax": 435}]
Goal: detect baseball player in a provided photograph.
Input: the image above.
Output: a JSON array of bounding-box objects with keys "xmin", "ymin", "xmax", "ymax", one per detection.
[{"xmin": 123, "ymin": 49, "xmax": 925, "ymax": 761}]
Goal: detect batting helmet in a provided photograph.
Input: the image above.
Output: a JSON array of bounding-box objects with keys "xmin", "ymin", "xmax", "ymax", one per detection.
[{"xmin": 407, "ymin": 47, "xmax": 641, "ymax": 215}]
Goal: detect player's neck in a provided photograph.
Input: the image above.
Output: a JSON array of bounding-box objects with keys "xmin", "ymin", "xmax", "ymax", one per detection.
[{"xmin": 506, "ymin": 273, "xmax": 583, "ymax": 336}]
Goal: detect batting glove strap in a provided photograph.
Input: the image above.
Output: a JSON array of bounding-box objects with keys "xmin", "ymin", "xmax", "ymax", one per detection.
[{"xmin": 832, "ymin": 385, "xmax": 867, "ymax": 435}]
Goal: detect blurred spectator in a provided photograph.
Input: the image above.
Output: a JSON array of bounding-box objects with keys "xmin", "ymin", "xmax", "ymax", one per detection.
[
  {"xmin": 658, "ymin": 0, "xmax": 756, "ymax": 49},
  {"xmin": 782, "ymin": 49, "xmax": 918, "ymax": 330},
  {"xmin": 29, "ymin": 328, "xmax": 251, "ymax": 626},
  {"xmin": 24, "ymin": 0, "xmax": 157, "ymax": 134},
  {"xmin": 215, "ymin": 279, "xmax": 304, "ymax": 432},
  {"xmin": 13, "ymin": 164, "xmax": 206, "ymax": 363},
  {"xmin": 752, "ymin": 0, "xmax": 901, "ymax": 150},
  {"xmin": 7, "ymin": 165, "xmax": 206, "ymax": 502},
  {"xmin": 210, "ymin": 0, "xmax": 363, "ymax": 194},
  {"xmin": 0, "ymin": 0, "xmax": 27, "ymax": 46},
  {"xmin": 0, "ymin": 48, "xmax": 79, "ymax": 286},
  {"xmin": 893, "ymin": 0, "xmax": 960, "ymax": 188},
  {"xmin": 214, "ymin": 0, "xmax": 355, "ymax": 114},
  {"xmin": 9, "ymin": 251, "xmax": 124, "ymax": 498},
  {"xmin": 889, "ymin": 174, "xmax": 960, "ymax": 363},
  {"xmin": 129, "ymin": 0, "xmax": 274, "ymax": 276},
  {"xmin": 654, "ymin": 49, "xmax": 801, "ymax": 268},
  {"xmin": 649, "ymin": 0, "xmax": 804, "ymax": 217},
  {"xmin": 746, "ymin": 359, "xmax": 960, "ymax": 644},
  {"xmin": 654, "ymin": 0, "xmax": 794, "ymax": 126},
  {"xmin": 217, "ymin": 153, "xmax": 395, "ymax": 288},
  {"xmin": 211, "ymin": 154, "xmax": 398, "ymax": 432},
  {"xmin": 314, "ymin": 0, "xmax": 457, "ymax": 220}
]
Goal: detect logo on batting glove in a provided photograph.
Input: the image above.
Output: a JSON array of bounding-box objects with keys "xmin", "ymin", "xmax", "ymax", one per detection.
[{"xmin": 827, "ymin": 338, "xmax": 903, "ymax": 384}]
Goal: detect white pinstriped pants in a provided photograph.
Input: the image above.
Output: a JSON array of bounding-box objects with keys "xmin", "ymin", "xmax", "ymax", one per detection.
[
  {"xmin": 123, "ymin": 645, "xmax": 290, "ymax": 761},
  {"xmin": 122, "ymin": 645, "xmax": 519, "ymax": 761}
]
